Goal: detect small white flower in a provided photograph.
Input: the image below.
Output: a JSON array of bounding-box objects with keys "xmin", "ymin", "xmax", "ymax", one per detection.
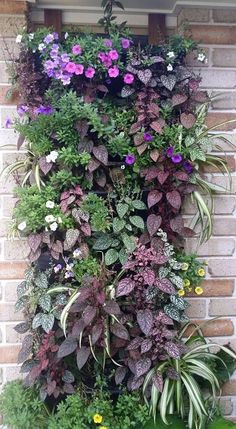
[
  {"xmin": 66, "ymin": 263, "xmax": 74, "ymax": 271},
  {"xmin": 57, "ymin": 216, "xmax": 62, "ymax": 224},
  {"xmin": 64, "ymin": 32, "xmax": 69, "ymax": 39},
  {"xmin": 45, "ymin": 215, "xmax": 56, "ymax": 223},
  {"xmin": 16, "ymin": 34, "xmax": 23, "ymax": 44},
  {"xmin": 197, "ymin": 53, "xmax": 206, "ymax": 62},
  {"xmin": 167, "ymin": 64, "xmax": 173, "ymax": 71},
  {"xmin": 50, "ymin": 221, "xmax": 58, "ymax": 231},
  {"xmin": 73, "ymin": 248, "xmax": 82, "ymax": 259},
  {"xmin": 45, "ymin": 200, "xmax": 55, "ymax": 209},
  {"xmin": 38, "ymin": 43, "xmax": 46, "ymax": 51},
  {"xmin": 46, "ymin": 150, "xmax": 58, "ymax": 163},
  {"xmin": 18, "ymin": 221, "xmax": 26, "ymax": 231},
  {"xmin": 167, "ymin": 51, "xmax": 175, "ymax": 58},
  {"xmin": 121, "ymin": 165, "xmax": 125, "ymax": 170},
  {"xmin": 28, "ymin": 33, "xmax": 34, "ymax": 40}
]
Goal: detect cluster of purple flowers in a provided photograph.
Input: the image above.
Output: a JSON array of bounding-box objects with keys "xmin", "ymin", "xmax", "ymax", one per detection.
[
  {"xmin": 166, "ymin": 146, "xmax": 193, "ymax": 173},
  {"xmin": 42, "ymin": 34, "xmax": 134, "ymax": 86}
]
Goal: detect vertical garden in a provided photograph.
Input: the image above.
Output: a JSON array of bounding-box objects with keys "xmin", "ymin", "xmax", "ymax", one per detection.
[{"xmin": 1, "ymin": 1, "xmax": 236, "ymax": 428}]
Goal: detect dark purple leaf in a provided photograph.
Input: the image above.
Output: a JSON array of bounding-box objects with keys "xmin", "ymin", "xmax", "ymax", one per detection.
[
  {"xmin": 95, "ymin": 171, "xmax": 106, "ymax": 187},
  {"xmin": 156, "ymin": 278, "xmax": 176, "ymax": 294},
  {"xmin": 130, "ymin": 376, "xmax": 144, "ymax": 391},
  {"xmin": 147, "ymin": 190, "xmax": 162, "ymax": 208},
  {"xmin": 75, "ymin": 120, "xmax": 89, "ymax": 139},
  {"xmin": 150, "ymin": 149, "xmax": 159, "ymax": 162},
  {"xmin": 166, "ymin": 190, "xmax": 181, "ymax": 210},
  {"xmin": 50, "ymin": 250, "xmax": 60, "ymax": 260},
  {"xmin": 91, "ymin": 323, "xmax": 103, "ymax": 345},
  {"xmin": 145, "ymin": 166, "xmax": 159, "ymax": 181},
  {"xmin": 172, "ymin": 94, "xmax": 188, "ymax": 107},
  {"xmin": 116, "ymin": 278, "xmax": 135, "ymax": 297},
  {"xmin": 182, "ymin": 227, "xmax": 196, "ymax": 238},
  {"xmin": 157, "ymin": 171, "xmax": 169, "ymax": 185},
  {"xmin": 137, "ymin": 309, "xmax": 153, "ymax": 336},
  {"xmin": 64, "ymin": 229, "xmax": 80, "ymax": 250},
  {"xmin": 14, "ymin": 321, "xmax": 30, "ymax": 334},
  {"xmin": 136, "ymin": 358, "xmax": 151, "ymax": 377},
  {"xmin": 129, "ymin": 122, "xmax": 142, "ymax": 135},
  {"xmin": 160, "ymin": 74, "xmax": 176, "ymax": 91},
  {"xmin": 147, "ymin": 214, "xmax": 162, "ymax": 236},
  {"xmin": 97, "ymin": 84, "xmax": 108, "ymax": 93},
  {"xmin": 17, "ymin": 334, "xmax": 33, "ymax": 364},
  {"xmin": 170, "ymin": 216, "xmax": 184, "ymax": 234},
  {"xmin": 165, "ymin": 342, "xmax": 182, "ymax": 358},
  {"xmin": 138, "ymin": 69, "xmax": 152, "ymax": 85},
  {"xmin": 63, "ymin": 383, "xmax": 75, "ymax": 394},
  {"xmin": 127, "ymin": 337, "xmax": 143, "ymax": 351},
  {"xmin": 88, "ymin": 158, "xmax": 100, "ymax": 173},
  {"xmin": 38, "ymin": 156, "xmax": 53, "ymax": 175},
  {"xmin": 153, "ymin": 371, "xmax": 164, "ymax": 392},
  {"xmin": 134, "ymin": 134, "xmax": 144, "ymax": 146},
  {"xmin": 142, "ymin": 269, "xmax": 155, "ymax": 286},
  {"xmin": 51, "ymin": 240, "xmax": 63, "ymax": 254},
  {"xmin": 28, "ymin": 234, "xmax": 42, "ymax": 254},
  {"xmin": 174, "ymin": 171, "xmax": 189, "ymax": 181},
  {"xmin": 148, "ymin": 103, "xmax": 160, "ymax": 117},
  {"xmin": 57, "ymin": 337, "xmax": 77, "ymax": 358},
  {"xmin": 110, "ymin": 323, "xmax": 129, "ymax": 340},
  {"xmin": 150, "ymin": 119, "xmax": 165, "ymax": 134},
  {"xmin": 115, "ymin": 366, "xmax": 127, "ymax": 385},
  {"xmin": 137, "ymin": 142, "xmax": 148, "ymax": 155},
  {"xmin": 180, "ymin": 112, "xmax": 196, "ymax": 129},
  {"xmin": 72, "ymin": 320, "xmax": 85, "ymax": 337},
  {"xmin": 93, "ymin": 145, "xmax": 108, "ymax": 165},
  {"xmin": 141, "ymin": 339, "xmax": 153, "ymax": 354},
  {"xmin": 104, "ymin": 300, "xmax": 121, "ymax": 315},
  {"xmin": 121, "ymin": 86, "xmax": 135, "ymax": 98},
  {"xmin": 28, "ymin": 248, "xmax": 41, "ymax": 263},
  {"xmin": 47, "ymin": 380, "xmax": 56, "ymax": 396},
  {"xmin": 82, "ymin": 305, "xmax": 96, "ymax": 326},
  {"xmin": 76, "ymin": 347, "xmax": 90, "ymax": 370},
  {"xmin": 81, "ymin": 223, "xmax": 91, "ymax": 237}
]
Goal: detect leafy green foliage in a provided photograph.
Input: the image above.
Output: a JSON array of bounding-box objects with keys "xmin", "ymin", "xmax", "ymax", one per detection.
[
  {"xmin": 80, "ymin": 193, "xmax": 111, "ymax": 232},
  {"xmin": 74, "ymin": 256, "xmax": 101, "ymax": 281}
]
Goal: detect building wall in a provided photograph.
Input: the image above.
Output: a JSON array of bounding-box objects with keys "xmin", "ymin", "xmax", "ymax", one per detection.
[{"xmin": 0, "ymin": 0, "xmax": 236, "ymax": 420}]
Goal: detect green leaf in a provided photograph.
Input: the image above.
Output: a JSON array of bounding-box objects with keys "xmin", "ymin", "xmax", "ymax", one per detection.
[
  {"xmin": 116, "ymin": 203, "xmax": 129, "ymax": 218},
  {"xmin": 119, "ymin": 248, "xmax": 128, "ymax": 265},
  {"xmin": 15, "ymin": 296, "xmax": 28, "ymax": 312},
  {"xmin": 32, "ymin": 312, "xmax": 43, "ymax": 329},
  {"xmin": 35, "ymin": 272, "xmax": 48, "ymax": 289},
  {"xmin": 122, "ymin": 233, "xmax": 136, "ymax": 252},
  {"xmin": 17, "ymin": 281, "xmax": 29, "ymax": 298},
  {"xmin": 113, "ymin": 218, "xmax": 125, "ymax": 233},
  {"xmin": 132, "ymin": 200, "xmax": 147, "ymax": 210},
  {"xmin": 130, "ymin": 215, "xmax": 145, "ymax": 230},
  {"xmin": 105, "ymin": 249, "xmax": 119, "ymax": 265},
  {"xmin": 190, "ymin": 147, "xmax": 206, "ymax": 162},
  {"xmin": 38, "ymin": 294, "xmax": 51, "ymax": 312},
  {"xmin": 208, "ymin": 417, "xmax": 236, "ymax": 429},
  {"xmin": 41, "ymin": 314, "xmax": 54, "ymax": 333},
  {"xmin": 143, "ymin": 415, "xmax": 186, "ymax": 428},
  {"xmin": 93, "ymin": 235, "xmax": 113, "ymax": 250}
]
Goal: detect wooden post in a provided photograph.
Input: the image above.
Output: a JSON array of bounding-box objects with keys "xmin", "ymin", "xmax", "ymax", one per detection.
[
  {"xmin": 44, "ymin": 9, "xmax": 62, "ymax": 35},
  {"xmin": 148, "ymin": 13, "xmax": 166, "ymax": 45}
]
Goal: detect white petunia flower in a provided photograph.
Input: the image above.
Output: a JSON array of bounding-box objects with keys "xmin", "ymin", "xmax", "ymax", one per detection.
[
  {"xmin": 45, "ymin": 200, "xmax": 55, "ymax": 209},
  {"xmin": 64, "ymin": 32, "xmax": 69, "ymax": 39},
  {"xmin": 38, "ymin": 43, "xmax": 46, "ymax": 51},
  {"xmin": 18, "ymin": 221, "xmax": 26, "ymax": 231},
  {"xmin": 50, "ymin": 221, "xmax": 58, "ymax": 231},
  {"xmin": 57, "ymin": 216, "xmax": 62, "ymax": 224},
  {"xmin": 167, "ymin": 51, "xmax": 175, "ymax": 58},
  {"xmin": 16, "ymin": 34, "xmax": 23, "ymax": 44},
  {"xmin": 28, "ymin": 33, "xmax": 34, "ymax": 40},
  {"xmin": 46, "ymin": 150, "xmax": 58, "ymax": 163},
  {"xmin": 167, "ymin": 64, "xmax": 173, "ymax": 71},
  {"xmin": 120, "ymin": 165, "xmax": 125, "ymax": 170},
  {"xmin": 197, "ymin": 53, "xmax": 206, "ymax": 62},
  {"xmin": 45, "ymin": 214, "xmax": 56, "ymax": 223}
]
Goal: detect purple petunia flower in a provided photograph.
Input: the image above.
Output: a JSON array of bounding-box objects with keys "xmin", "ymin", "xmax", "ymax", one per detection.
[
  {"xmin": 183, "ymin": 160, "xmax": 193, "ymax": 174},
  {"xmin": 74, "ymin": 64, "xmax": 84, "ymax": 75},
  {"xmin": 17, "ymin": 105, "xmax": 29, "ymax": 116},
  {"xmin": 108, "ymin": 49, "xmax": 119, "ymax": 61},
  {"xmin": 53, "ymin": 32, "xmax": 59, "ymax": 40},
  {"xmin": 61, "ymin": 53, "xmax": 70, "ymax": 63},
  {"xmin": 35, "ymin": 105, "xmax": 54, "ymax": 115},
  {"xmin": 50, "ymin": 46, "xmax": 59, "ymax": 59},
  {"xmin": 72, "ymin": 44, "xmax": 82, "ymax": 55},
  {"xmin": 54, "ymin": 263, "xmax": 62, "ymax": 273},
  {"xmin": 47, "ymin": 69, "xmax": 55, "ymax": 78},
  {"xmin": 171, "ymin": 153, "xmax": 183, "ymax": 164},
  {"xmin": 108, "ymin": 66, "xmax": 119, "ymax": 78},
  {"xmin": 85, "ymin": 67, "xmax": 95, "ymax": 79},
  {"xmin": 124, "ymin": 73, "xmax": 134, "ymax": 84},
  {"xmin": 44, "ymin": 33, "xmax": 54, "ymax": 44},
  {"xmin": 121, "ymin": 38, "xmax": 131, "ymax": 49},
  {"xmin": 4, "ymin": 118, "xmax": 12, "ymax": 128},
  {"xmin": 166, "ymin": 146, "xmax": 174, "ymax": 157},
  {"xmin": 65, "ymin": 61, "xmax": 77, "ymax": 73},
  {"xmin": 104, "ymin": 39, "xmax": 113, "ymax": 48},
  {"xmin": 61, "ymin": 75, "xmax": 71, "ymax": 85},
  {"xmin": 125, "ymin": 154, "xmax": 136, "ymax": 165},
  {"xmin": 65, "ymin": 271, "xmax": 74, "ymax": 279},
  {"xmin": 144, "ymin": 132, "xmax": 154, "ymax": 142}
]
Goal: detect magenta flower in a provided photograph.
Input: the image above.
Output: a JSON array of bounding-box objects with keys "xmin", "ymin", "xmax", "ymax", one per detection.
[
  {"xmin": 121, "ymin": 38, "xmax": 131, "ymax": 49},
  {"xmin": 166, "ymin": 146, "xmax": 174, "ymax": 157},
  {"xmin": 74, "ymin": 64, "xmax": 84, "ymax": 75},
  {"xmin": 108, "ymin": 49, "xmax": 119, "ymax": 61},
  {"xmin": 65, "ymin": 62, "xmax": 77, "ymax": 73},
  {"xmin": 72, "ymin": 44, "xmax": 82, "ymax": 55},
  {"xmin": 98, "ymin": 52, "xmax": 106, "ymax": 62},
  {"xmin": 104, "ymin": 39, "xmax": 113, "ymax": 47},
  {"xmin": 144, "ymin": 132, "xmax": 154, "ymax": 142},
  {"xmin": 171, "ymin": 153, "xmax": 182, "ymax": 164},
  {"xmin": 85, "ymin": 67, "xmax": 95, "ymax": 78},
  {"xmin": 124, "ymin": 73, "xmax": 134, "ymax": 84},
  {"xmin": 108, "ymin": 66, "xmax": 119, "ymax": 78},
  {"xmin": 125, "ymin": 154, "xmax": 136, "ymax": 165},
  {"xmin": 4, "ymin": 118, "xmax": 12, "ymax": 128}
]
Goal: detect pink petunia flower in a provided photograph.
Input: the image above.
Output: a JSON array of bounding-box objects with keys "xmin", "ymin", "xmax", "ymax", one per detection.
[
  {"xmin": 98, "ymin": 52, "xmax": 106, "ymax": 62},
  {"xmin": 65, "ymin": 62, "xmax": 77, "ymax": 73},
  {"xmin": 72, "ymin": 44, "xmax": 82, "ymax": 55},
  {"xmin": 124, "ymin": 73, "xmax": 134, "ymax": 84},
  {"xmin": 108, "ymin": 66, "xmax": 120, "ymax": 78},
  {"xmin": 108, "ymin": 49, "xmax": 119, "ymax": 61},
  {"xmin": 85, "ymin": 67, "xmax": 96, "ymax": 78},
  {"xmin": 104, "ymin": 39, "xmax": 113, "ymax": 48},
  {"xmin": 74, "ymin": 64, "xmax": 84, "ymax": 75}
]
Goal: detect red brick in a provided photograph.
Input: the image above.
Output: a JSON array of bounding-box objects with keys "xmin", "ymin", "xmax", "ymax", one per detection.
[
  {"xmin": 184, "ymin": 319, "xmax": 234, "ymax": 337},
  {"xmin": 222, "ymin": 380, "xmax": 236, "ymax": 396},
  {"xmin": 188, "ymin": 280, "xmax": 234, "ymax": 297},
  {"xmin": 0, "ymin": 86, "xmax": 19, "ymax": 105},
  {"xmin": 202, "ymin": 155, "xmax": 236, "ymax": 173},
  {"xmin": 0, "ymin": 1, "xmax": 28, "ymax": 14},
  {"xmin": 0, "ymin": 345, "xmax": 20, "ymax": 363},
  {"xmin": 0, "ymin": 262, "xmax": 27, "ymax": 279},
  {"xmin": 189, "ymin": 25, "xmax": 236, "ymax": 44},
  {"xmin": 206, "ymin": 113, "xmax": 236, "ymax": 132}
]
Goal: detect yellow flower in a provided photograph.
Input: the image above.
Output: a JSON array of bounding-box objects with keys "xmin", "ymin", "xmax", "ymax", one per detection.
[
  {"xmin": 184, "ymin": 279, "xmax": 190, "ymax": 287},
  {"xmin": 195, "ymin": 286, "xmax": 203, "ymax": 295},
  {"xmin": 181, "ymin": 262, "xmax": 189, "ymax": 271},
  {"xmin": 93, "ymin": 414, "xmax": 103, "ymax": 424},
  {"xmin": 178, "ymin": 289, "xmax": 185, "ymax": 297},
  {"xmin": 99, "ymin": 427, "xmax": 108, "ymax": 429},
  {"xmin": 197, "ymin": 268, "xmax": 205, "ymax": 277}
]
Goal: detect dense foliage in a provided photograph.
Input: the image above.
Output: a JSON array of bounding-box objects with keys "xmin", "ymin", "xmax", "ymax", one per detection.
[{"xmin": 2, "ymin": 2, "xmax": 235, "ymax": 428}]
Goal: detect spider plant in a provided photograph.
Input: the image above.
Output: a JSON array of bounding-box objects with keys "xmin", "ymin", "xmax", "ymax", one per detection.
[{"xmin": 143, "ymin": 323, "xmax": 236, "ymax": 429}]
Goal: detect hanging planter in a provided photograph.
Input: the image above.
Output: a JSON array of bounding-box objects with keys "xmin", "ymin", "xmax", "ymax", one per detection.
[{"xmin": 1, "ymin": 1, "xmax": 236, "ymax": 428}]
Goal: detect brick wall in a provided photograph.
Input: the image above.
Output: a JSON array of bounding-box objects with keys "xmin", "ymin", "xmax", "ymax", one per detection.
[{"xmin": 0, "ymin": 0, "xmax": 236, "ymax": 420}]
